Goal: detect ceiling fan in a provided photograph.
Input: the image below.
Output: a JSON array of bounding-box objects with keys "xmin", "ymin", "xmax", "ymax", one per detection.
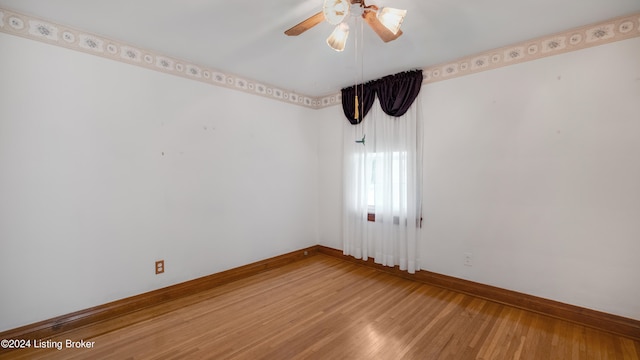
[{"xmin": 284, "ymin": 0, "xmax": 407, "ymax": 51}]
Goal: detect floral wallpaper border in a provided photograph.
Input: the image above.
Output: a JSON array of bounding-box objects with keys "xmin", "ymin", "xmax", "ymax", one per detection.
[
  {"xmin": 318, "ymin": 12, "xmax": 640, "ymax": 108},
  {"xmin": 0, "ymin": 8, "xmax": 317, "ymax": 108},
  {"xmin": 1, "ymin": 8, "xmax": 638, "ymax": 109},
  {"xmin": 420, "ymin": 13, "xmax": 640, "ymax": 85}
]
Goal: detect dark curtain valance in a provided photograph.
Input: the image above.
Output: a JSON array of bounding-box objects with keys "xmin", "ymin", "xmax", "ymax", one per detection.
[
  {"xmin": 376, "ymin": 70, "xmax": 423, "ymax": 117},
  {"xmin": 341, "ymin": 69, "xmax": 423, "ymax": 124},
  {"xmin": 341, "ymin": 82, "xmax": 376, "ymax": 125}
]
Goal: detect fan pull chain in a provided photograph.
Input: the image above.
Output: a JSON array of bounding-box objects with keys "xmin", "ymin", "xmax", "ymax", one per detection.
[
  {"xmin": 354, "ymin": 13, "xmax": 359, "ymax": 123},
  {"xmin": 359, "ymin": 15, "xmax": 364, "ymax": 123},
  {"xmin": 360, "ymin": 15, "xmax": 366, "ymax": 145}
]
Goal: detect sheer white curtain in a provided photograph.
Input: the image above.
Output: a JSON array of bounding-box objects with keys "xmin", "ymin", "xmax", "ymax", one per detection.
[{"xmin": 343, "ymin": 95, "xmax": 423, "ymax": 273}]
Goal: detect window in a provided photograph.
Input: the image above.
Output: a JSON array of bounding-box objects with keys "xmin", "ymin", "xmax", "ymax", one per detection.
[
  {"xmin": 363, "ymin": 151, "xmax": 408, "ymax": 223},
  {"xmin": 341, "ymin": 70, "xmax": 423, "ymax": 273}
]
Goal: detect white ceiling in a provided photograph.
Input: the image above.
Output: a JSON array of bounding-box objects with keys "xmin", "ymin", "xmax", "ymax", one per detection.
[{"xmin": 1, "ymin": 0, "xmax": 639, "ymax": 97}]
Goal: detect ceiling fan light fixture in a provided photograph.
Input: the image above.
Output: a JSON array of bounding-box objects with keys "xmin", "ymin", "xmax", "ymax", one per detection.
[
  {"xmin": 323, "ymin": 0, "xmax": 351, "ymax": 25},
  {"xmin": 377, "ymin": 7, "xmax": 407, "ymax": 35},
  {"xmin": 327, "ymin": 23, "xmax": 350, "ymax": 51}
]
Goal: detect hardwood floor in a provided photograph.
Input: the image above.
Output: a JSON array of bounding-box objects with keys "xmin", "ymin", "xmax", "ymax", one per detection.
[{"xmin": 2, "ymin": 255, "xmax": 639, "ymax": 359}]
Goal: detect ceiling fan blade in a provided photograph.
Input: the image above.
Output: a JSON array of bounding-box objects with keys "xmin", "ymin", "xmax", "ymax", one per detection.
[
  {"xmin": 362, "ymin": 10, "xmax": 403, "ymax": 43},
  {"xmin": 284, "ymin": 11, "xmax": 325, "ymax": 36}
]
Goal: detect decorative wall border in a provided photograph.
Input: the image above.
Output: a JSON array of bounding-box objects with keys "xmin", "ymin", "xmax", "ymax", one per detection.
[
  {"xmin": 315, "ymin": 12, "xmax": 640, "ymax": 108},
  {"xmin": 421, "ymin": 12, "xmax": 640, "ymax": 85},
  {"xmin": 0, "ymin": 7, "xmax": 318, "ymax": 109},
  {"xmin": 1, "ymin": 8, "xmax": 638, "ymax": 110}
]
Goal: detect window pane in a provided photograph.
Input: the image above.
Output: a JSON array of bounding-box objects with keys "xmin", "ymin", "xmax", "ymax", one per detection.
[{"xmin": 363, "ymin": 151, "xmax": 407, "ymax": 214}]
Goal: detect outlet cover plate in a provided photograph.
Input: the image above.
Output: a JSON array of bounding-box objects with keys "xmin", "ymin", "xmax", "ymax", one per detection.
[{"xmin": 155, "ymin": 260, "xmax": 165, "ymax": 274}]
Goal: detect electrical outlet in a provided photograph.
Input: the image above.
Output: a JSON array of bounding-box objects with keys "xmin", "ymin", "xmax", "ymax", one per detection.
[
  {"xmin": 155, "ymin": 260, "xmax": 164, "ymax": 274},
  {"xmin": 464, "ymin": 253, "xmax": 473, "ymax": 267}
]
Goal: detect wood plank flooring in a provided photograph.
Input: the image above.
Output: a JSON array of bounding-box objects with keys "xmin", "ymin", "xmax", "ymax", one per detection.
[{"xmin": 1, "ymin": 254, "xmax": 638, "ymax": 359}]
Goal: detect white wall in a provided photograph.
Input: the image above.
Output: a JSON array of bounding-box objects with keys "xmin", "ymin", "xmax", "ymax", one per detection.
[
  {"xmin": 0, "ymin": 33, "xmax": 319, "ymax": 331},
  {"xmin": 317, "ymin": 106, "xmax": 343, "ymax": 250},
  {"xmin": 318, "ymin": 37, "xmax": 640, "ymax": 320},
  {"xmin": 421, "ymin": 37, "xmax": 640, "ymax": 320}
]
